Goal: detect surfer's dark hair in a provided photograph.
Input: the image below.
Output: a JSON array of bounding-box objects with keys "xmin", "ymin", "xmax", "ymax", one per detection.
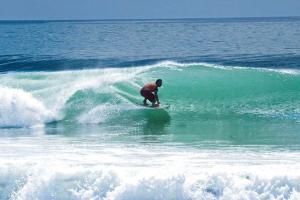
[{"xmin": 156, "ymin": 79, "xmax": 162, "ymax": 84}]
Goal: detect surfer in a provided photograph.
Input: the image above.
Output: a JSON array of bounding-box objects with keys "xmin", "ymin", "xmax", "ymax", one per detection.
[{"xmin": 140, "ymin": 79, "xmax": 162, "ymax": 107}]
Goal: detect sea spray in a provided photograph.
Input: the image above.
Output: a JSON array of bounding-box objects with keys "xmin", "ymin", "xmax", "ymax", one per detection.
[{"xmin": 0, "ymin": 87, "xmax": 54, "ymax": 127}]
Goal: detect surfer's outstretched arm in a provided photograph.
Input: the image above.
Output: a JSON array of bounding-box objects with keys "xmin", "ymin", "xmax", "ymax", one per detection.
[
  {"xmin": 154, "ymin": 79, "xmax": 162, "ymax": 105},
  {"xmin": 154, "ymin": 90, "xmax": 160, "ymax": 104}
]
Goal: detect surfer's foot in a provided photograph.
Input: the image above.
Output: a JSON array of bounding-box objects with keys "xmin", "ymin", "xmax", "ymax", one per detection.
[
  {"xmin": 143, "ymin": 100, "xmax": 149, "ymax": 106},
  {"xmin": 151, "ymin": 103, "xmax": 159, "ymax": 107}
]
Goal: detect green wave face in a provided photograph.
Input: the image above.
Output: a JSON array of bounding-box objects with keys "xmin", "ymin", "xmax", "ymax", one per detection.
[
  {"xmin": 64, "ymin": 64, "xmax": 300, "ymax": 144},
  {"xmin": 1, "ymin": 63, "xmax": 300, "ymax": 145}
]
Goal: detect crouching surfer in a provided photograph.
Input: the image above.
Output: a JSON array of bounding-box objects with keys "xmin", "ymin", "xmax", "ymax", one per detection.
[{"xmin": 140, "ymin": 79, "xmax": 162, "ymax": 107}]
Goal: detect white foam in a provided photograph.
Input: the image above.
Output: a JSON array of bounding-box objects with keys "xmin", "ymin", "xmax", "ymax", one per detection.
[
  {"xmin": 0, "ymin": 86, "xmax": 54, "ymax": 128},
  {"xmin": 4, "ymin": 164, "xmax": 300, "ymax": 200},
  {"xmin": 151, "ymin": 60, "xmax": 300, "ymax": 75},
  {"xmin": 0, "ymin": 137, "xmax": 299, "ymax": 200}
]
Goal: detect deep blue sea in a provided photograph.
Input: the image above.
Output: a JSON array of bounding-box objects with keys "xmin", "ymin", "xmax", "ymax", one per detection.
[{"xmin": 0, "ymin": 17, "xmax": 300, "ymax": 199}]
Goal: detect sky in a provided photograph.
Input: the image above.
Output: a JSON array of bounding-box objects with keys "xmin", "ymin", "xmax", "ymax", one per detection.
[{"xmin": 0, "ymin": 0, "xmax": 300, "ymax": 20}]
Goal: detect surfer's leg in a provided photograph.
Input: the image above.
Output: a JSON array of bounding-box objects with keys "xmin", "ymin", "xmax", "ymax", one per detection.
[
  {"xmin": 143, "ymin": 98, "xmax": 148, "ymax": 106},
  {"xmin": 141, "ymin": 90, "xmax": 149, "ymax": 105},
  {"xmin": 147, "ymin": 92, "xmax": 157, "ymax": 107},
  {"xmin": 141, "ymin": 90, "xmax": 155, "ymax": 106}
]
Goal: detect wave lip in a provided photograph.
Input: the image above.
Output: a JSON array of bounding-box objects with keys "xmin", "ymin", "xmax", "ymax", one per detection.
[{"xmin": 0, "ymin": 87, "xmax": 54, "ymax": 128}]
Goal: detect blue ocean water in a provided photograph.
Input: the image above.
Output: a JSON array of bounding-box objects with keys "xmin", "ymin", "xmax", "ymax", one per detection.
[
  {"xmin": 0, "ymin": 17, "xmax": 300, "ymax": 199},
  {"xmin": 1, "ymin": 17, "xmax": 300, "ymax": 72}
]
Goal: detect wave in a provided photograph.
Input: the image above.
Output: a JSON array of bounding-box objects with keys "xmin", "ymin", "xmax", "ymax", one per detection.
[
  {"xmin": 0, "ymin": 55, "xmax": 169, "ymax": 73},
  {"xmin": 0, "ymin": 61, "xmax": 300, "ymax": 128},
  {"xmin": 2, "ymin": 54, "xmax": 300, "ymax": 73}
]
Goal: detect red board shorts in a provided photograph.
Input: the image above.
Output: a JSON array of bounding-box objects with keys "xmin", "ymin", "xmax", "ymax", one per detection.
[{"xmin": 140, "ymin": 89, "xmax": 155, "ymax": 103}]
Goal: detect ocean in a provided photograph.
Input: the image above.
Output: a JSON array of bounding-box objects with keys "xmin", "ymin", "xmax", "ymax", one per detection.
[{"xmin": 0, "ymin": 17, "xmax": 300, "ymax": 199}]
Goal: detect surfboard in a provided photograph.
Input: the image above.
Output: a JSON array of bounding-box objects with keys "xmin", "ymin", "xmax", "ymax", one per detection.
[{"xmin": 142, "ymin": 103, "xmax": 170, "ymax": 109}]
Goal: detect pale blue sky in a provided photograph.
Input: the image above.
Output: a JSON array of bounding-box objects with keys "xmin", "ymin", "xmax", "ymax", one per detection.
[{"xmin": 1, "ymin": 0, "xmax": 300, "ymax": 20}]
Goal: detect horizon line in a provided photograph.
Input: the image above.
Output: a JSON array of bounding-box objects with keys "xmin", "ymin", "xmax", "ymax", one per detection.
[{"xmin": 0, "ymin": 15, "xmax": 300, "ymax": 22}]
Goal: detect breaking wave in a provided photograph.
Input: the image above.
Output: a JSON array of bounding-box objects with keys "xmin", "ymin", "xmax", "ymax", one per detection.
[{"xmin": 0, "ymin": 61, "xmax": 299, "ymax": 128}]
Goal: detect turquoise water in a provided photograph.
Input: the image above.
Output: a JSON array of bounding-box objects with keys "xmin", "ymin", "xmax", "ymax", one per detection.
[
  {"xmin": 2, "ymin": 63, "xmax": 300, "ymax": 145},
  {"xmin": 1, "ymin": 18, "xmax": 300, "ymax": 199}
]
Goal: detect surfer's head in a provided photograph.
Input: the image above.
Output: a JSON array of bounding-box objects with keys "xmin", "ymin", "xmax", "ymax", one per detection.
[{"xmin": 156, "ymin": 79, "xmax": 162, "ymax": 87}]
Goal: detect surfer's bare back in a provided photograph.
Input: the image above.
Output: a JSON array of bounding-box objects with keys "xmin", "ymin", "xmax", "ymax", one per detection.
[{"xmin": 140, "ymin": 79, "xmax": 162, "ymax": 107}]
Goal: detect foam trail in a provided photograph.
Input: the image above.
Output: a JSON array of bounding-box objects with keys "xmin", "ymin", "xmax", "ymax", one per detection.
[{"xmin": 78, "ymin": 103, "xmax": 121, "ymax": 124}]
